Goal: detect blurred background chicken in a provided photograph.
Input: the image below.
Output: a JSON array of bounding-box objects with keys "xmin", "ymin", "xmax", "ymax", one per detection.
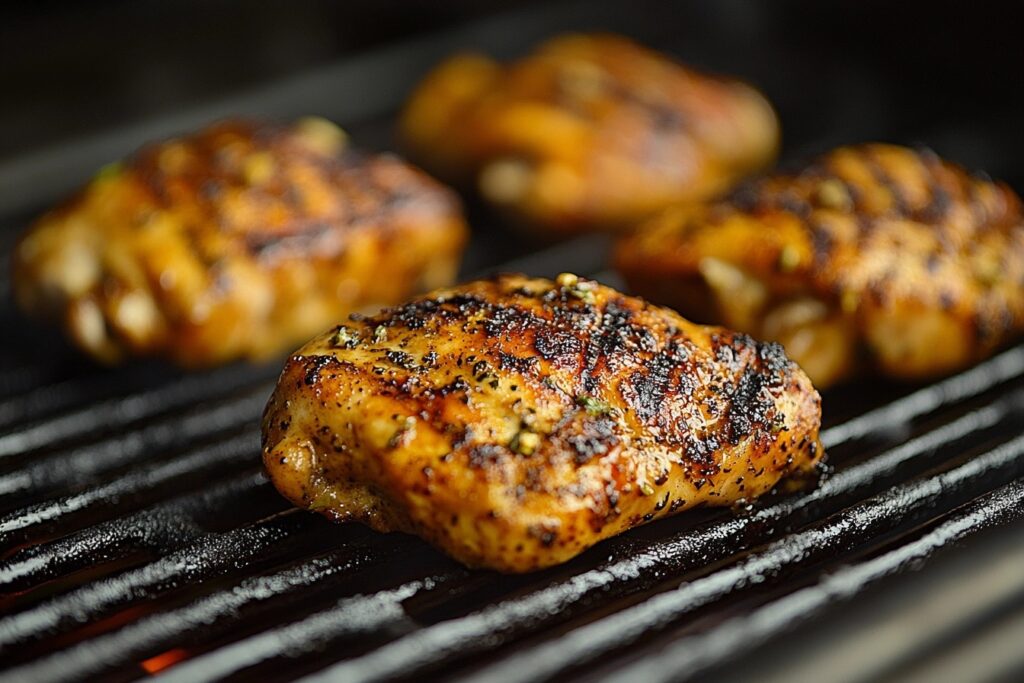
[
  {"xmin": 401, "ymin": 33, "xmax": 779, "ymax": 234},
  {"xmin": 615, "ymin": 144, "xmax": 1024, "ymax": 387},
  {"xmin": 12, "ymin": 118, "xmax": 468, "ymax": 367}
]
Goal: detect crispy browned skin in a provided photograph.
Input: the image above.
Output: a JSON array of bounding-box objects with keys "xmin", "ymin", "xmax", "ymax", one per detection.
[
  {"xmin": 12, "ymin": 118, "xmax": 468, "ymax": 367},
  {"xmin": 400, "ymin": 33, "xmax": 779, "ymax": 233},
  {"xmin": 262, "ymin": 274, "xmax": 822, "ymax": 572},
  {"xmin": 615, "ymin": 144, "xmax": 1024, "ymax": 388}
]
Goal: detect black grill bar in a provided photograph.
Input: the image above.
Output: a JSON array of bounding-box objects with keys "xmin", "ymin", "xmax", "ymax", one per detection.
[
  {"xmin": 0, "ymin": 386, "xmax": 270, "ymax": 511},
  {"xmin": 821, "ymin": 346, "xmax": 1024, "ymax": 448},
  {"xmin": 608, "ymin": 480, "xmax": 1024, "ymax": 683},
  {"xmin": 156, "ymin": 579, "xmax": 436, "ymax": 683},
  {"xmin": 476, "ymin": 235, "xmax": 613, "ymax": 281},
  {"xmin": 0, "ymin": 433, "xmax": 260, "ymax": 551},
  {"xmin": 3, "ymin": 544, "xmax": 395, "ymax": 683},
  {"xmin": 0, "ymin": 471, "xmax": 275, "ymax": 594},
  {"xmin": 0, "ymin": 491, "xmax": 307, "ymax": 652},
  {"xmin": 5, "ymin": 547, "xmax": 443, "ymax": 682},
  {"xmin": 0, "ymin": 328, "xmax": 1019, "ymax": 682},
  {"xmin": 0, "ymin": 373, "xmax": 135, "ymax": 430},
  {"xmin": 705, "ymin": 504, "xmax": 1024, "ymax": 683},
  {"xmin": 416, "ymin": 436, "xmax": 1024, "ymax": 683},
  {"xmin": 0, "ymin": 363, "xmax": 277, "ymax": 461}
]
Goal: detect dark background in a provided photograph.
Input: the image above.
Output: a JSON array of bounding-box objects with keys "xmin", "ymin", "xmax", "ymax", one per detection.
[{"xmin": 2, "ymin": 0, "xmax": 1023, "ymax": 183}]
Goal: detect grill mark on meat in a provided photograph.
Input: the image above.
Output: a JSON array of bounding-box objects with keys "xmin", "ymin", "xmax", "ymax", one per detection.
[
  {"xmin": 244, "ymin": 221, "xmax": 338, "ymax": 258},
  {"xmin": 622, "ymin": 341, "xmax": 691, "ymax": 423},
  {"xmin": 862, "ymin": 147, "xmax": 910, "ymax": 215}
]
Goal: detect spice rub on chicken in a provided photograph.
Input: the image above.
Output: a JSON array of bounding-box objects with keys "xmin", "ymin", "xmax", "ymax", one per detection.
[
  {"xmin": 401, "ymin": 33, "xmax": 779, "ymax": 233},
  {"xmin": 615, "ymin": 144, "xmax": 1024, "ymax": 388},
  {"xmin": 261, "ymin": 274, "xmax": 823, "ymax": 572},
  {"xmin": 12, "ymin": 118, "xmax": 468, "ymax": 367}
]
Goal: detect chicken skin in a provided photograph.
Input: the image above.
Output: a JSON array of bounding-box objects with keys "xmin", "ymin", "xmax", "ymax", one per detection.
[
  {"xmin": 401, "ymin": 33, "xmax": 779, "ymax": 233},
  {"xmin": 262, "ymin": 274, "xmax": 822, "ymax": 572},
  {"xmin": 615, "ymin": 144, "xmax": 1024, "ymax": 388},
  {"xmin": 12, "ymin": 118, "xmax": 467, "ymax": 367}
]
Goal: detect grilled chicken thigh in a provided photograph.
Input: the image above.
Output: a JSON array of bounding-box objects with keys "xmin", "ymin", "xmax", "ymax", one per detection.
[
  {"xmin": 12, "ymin": 119, "xmax": 467, "ymax": 367},
  {"xmin": 615, "ymin": 144, "xmax": 1024, "ymax": 388},
  {"xmin": 262, "ymin": 274, "xmax": 823, "ymax": 572},
  {"xmin": 401, "ymin": 33, "xmax": 779, "ymax": 233}
]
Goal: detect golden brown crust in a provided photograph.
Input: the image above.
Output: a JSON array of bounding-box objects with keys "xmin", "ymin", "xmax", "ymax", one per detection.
[
  {"xmin": 615, "ymin": 143, "xmax": 1024, "ymax": 387},
  {"xmin": 401, "ymin": 33, "xmax": 779, "ymax": 233},
  {"xmin": 12, "ymin": 118, "xmax": 468, "ymax": 367},
  {"xmin": 261, "ymin": 274, "xmax": 823, "ymax": 572}
]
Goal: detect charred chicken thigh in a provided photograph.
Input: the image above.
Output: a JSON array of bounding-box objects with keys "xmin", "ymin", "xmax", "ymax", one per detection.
[
  {"xmin": 12, "ymin": 118, "xmax": 467, "ymax": 367},
  {"xmin": 615, "ymin": 144, "xmax": 1024, "ymax": 388},
  {"xmin": 262, "ymin": 274, "xmax": 823, "ymax": 572},
  {"xmin": 401, "ymin": 33, "xmax": 779, "ymax": 233}
]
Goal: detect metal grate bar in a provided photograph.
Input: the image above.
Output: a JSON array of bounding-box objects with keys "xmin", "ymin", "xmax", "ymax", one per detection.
[
  {"xmin": 298, "ymin": 432, "xmax": 1024, "ymax": 682},
  {"xmin": 0, "ymin": 373, "xmax": 118, "ymax": 426},
  {"xmin": 0, "ymin": 385, "xmax": 271, "ymax": 509},
  {"xmin": 609, "ymin": 479, "xmax": 1024, "ymax": 683},
  {"xmin": 0, "ymin": 363, "xmax": 277, "ymax": 460},
  {"xmin": 0, "ymin": 492, "xmax": 310, "ymax": 651},
  {"xmin": 0, "ymin": 472, "xmax": 274, "ymax": 595},
  {"xmin": 475, "ymin": 235, "xmax": 613, "ymax": 281},
  {"xmin": 9, "ymin": 552, "xmax": 452, "ymax": 683},
  {"xmin": 0, "ymin": 433, "xmax": 259, "ymax": 551},
  {"xmin": 157, "ymin": 579, "xmax": 439, "ymax": 683},
  {"xmin": 0, "ymin": 310, "xmax": 1018, "ymax": 682},
  {"xmin": 0, "ymin": 368, "xmax": 166, "ymax": 431},
  {"xmin": 820, "ymin": 346, "xmax": 1024, "ymax": 449}
]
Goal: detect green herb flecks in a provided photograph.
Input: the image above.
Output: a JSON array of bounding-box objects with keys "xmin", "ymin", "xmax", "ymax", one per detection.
[
  {"xmin": 309, "ymin": 489, "xmax": 336, "ymax": 512},
  {"xmin": 556, "ymin": 272, "xmax": 596, "ymax": 303},
  {"xmin": 510, "ymin": 429, "xmax": 541, "ymax": 456},
  {"xmin": 331, "ymin": 325, "xmax": 360, "ymax": 349},
  {"xmin": 575, "ymin": 393, "xmax": 612, "ymax": 416}
]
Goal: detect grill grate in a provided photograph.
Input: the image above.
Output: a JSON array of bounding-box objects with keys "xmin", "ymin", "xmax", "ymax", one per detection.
[{"xmin": 2, "ymin": 1, "xmax": 1024, "ymax": 681}]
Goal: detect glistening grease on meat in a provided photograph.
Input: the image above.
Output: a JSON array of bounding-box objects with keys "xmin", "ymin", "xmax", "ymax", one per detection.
[
  {"xmin": 262, "ymin": 274, "xmax": 823, "ymax": 572},
  {"xmin": 616, "ymin": 144, "xmax": 1024, "ymax": 387},
  {"xmin": 13, "ymin": 118, "xmax": 467, "ymax": 367},
  {"xmin": 401, "ymin": 33, "xmax": 778, "ymax": 232}
]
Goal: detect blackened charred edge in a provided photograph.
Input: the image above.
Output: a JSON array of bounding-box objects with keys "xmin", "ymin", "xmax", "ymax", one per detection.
[
  {"xmin": 370, "ymin": 293, "xmax": 492, "ymax": 330},
  {"xmin": 292, "ymin": 354, "xmax": 353, "ymax": 386}
]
